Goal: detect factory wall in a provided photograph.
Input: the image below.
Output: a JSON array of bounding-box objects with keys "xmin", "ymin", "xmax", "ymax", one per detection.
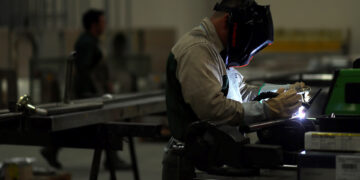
[
  {"xmin": 87, "ymin": 0, "xmax": 214, "ymax": 38},
  {"xmin": 2, "ymin": 0, "xmax": 360, "ymax": 68},
  {"xmin": 130, "ymin": 0, "xmax": 213, "ymax": 39},
  {"xmin": 92, "ymin": 0, "xmax": 360, "ymax": 54},
  {"xmin": 2, "ymin": 0, "xmax": 358, "ymax": 58},
  {"xmin": 269, "ymin": 0, "xmax": 360, "ymax": 55}
]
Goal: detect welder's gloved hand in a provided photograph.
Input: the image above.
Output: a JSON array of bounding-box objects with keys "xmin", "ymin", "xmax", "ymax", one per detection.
[
  {"xmin": 265, "ymin": 88, "xmax": 302, "ymax": 119},
  {"xmin": 290, "ymin": 82, "xmax": 309, "ymax": 92}
]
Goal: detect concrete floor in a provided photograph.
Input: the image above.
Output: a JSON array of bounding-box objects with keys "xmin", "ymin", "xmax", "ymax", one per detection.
[
  {"xmin": 0, "ymin": 139, "xmax": 166, "ymax": 180},
  {"xmin": 0, "ymin": 136, "xmax": 299, "ymax": 180}
]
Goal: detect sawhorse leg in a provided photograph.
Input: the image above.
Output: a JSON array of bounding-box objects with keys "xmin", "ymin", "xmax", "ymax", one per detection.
[
  {"xmin": 89, "ymin": 148, "xmax": 102, "ymax": 180},
  {"xmin": 89, "ymin": 148, "xmax": 118, "ymax": 180},
  {"xmin": 128, "ymin": 136, "xmax": 140, "ymax": 180},
  {"xmin": 105, "ymin": 149, "xmax": 117, "ymax": 180}
]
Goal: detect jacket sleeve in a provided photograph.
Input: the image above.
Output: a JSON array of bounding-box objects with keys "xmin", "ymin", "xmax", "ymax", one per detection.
[
  {"xmin": 226, "ymin": 68, "xmax": 269, "ymax": 124},
  {"xmin": 236, "ymin": 70, "xmax": 260, "ymax": 102},
  {"xmin": 176, "ymin": 44, "xmax": 245, "ymax": 126},
  {"xmin": 226, "ymin": 67, "xmax": 259, "ymax": 102}
]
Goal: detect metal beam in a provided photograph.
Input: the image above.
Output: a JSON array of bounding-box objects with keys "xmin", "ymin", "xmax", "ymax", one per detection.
[{"xmin": 27, "ymin": 91, "xmax": 166, "ymax": 131}]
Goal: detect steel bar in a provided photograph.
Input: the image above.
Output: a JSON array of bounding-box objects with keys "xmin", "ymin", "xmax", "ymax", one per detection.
[{"xmin": 29, "ymin": 92, "xmax": 165, "ymax": 132}]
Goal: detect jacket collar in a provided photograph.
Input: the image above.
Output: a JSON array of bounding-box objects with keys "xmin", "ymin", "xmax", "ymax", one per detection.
[{"xmin": 200, "ymin": 17, "xmax": 225, "ymax": 53}]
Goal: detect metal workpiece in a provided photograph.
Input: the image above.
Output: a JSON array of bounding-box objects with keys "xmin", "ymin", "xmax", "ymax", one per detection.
[
  {"xmin": 97, "ymin": 90, "xmax": 164, "ymax": 104},
  {"xmin": 0, "ymin": 90, "xmax": 165, "ymax": 132},
  {"xmin": 247, "ymin": 71, "xmax": 334, "ymax": 87},
  {"xmin": 36, "ymin": 101, "xmax": 104, "ymax": 116},
  {"xmin": 246, "ymin": 119, "xmax": 288, "ymax": 132},
  {"xmin": 27, "ymin": 91, "xmax": 166, "ymax": 132}
]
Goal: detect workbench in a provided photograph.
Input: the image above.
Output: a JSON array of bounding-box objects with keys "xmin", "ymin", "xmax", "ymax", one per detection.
[{"xmin": 0, "ymin": 90, "xmax": 166, "ymax": 180}]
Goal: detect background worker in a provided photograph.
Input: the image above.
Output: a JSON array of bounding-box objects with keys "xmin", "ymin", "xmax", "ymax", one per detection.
[{"xmin": 41, "ymin": 9, "xmax": 131, "ymax": 171}]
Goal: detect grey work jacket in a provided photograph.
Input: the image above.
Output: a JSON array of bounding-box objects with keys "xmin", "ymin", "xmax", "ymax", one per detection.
[{"xmin": 166, "ymin": 18, "xmax": 287, "ymax": 140}]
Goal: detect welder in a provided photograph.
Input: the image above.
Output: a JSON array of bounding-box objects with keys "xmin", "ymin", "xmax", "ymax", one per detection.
[{"xmin": 162, "ymin": 0, "xmax": 307, "ymax": 179}]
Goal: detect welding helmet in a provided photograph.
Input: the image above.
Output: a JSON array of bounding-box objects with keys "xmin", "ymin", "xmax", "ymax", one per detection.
[{"xmin": 214, "ymin": 0, "xmax": 274, "ymax": 67}]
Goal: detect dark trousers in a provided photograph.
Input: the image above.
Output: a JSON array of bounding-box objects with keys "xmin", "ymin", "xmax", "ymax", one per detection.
[{"xmin": 162, "ymin": 142, "xmax": 195, "ymax": 180}]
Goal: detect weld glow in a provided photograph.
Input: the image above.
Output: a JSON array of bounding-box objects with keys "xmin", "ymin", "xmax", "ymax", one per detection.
[
  {"xmin": 292, "ymin": 106, "xmax": 306, "ymax": 119},
  {"xmin": 298, "ymin": 106, "xmax": 306, "ymax": 119}
]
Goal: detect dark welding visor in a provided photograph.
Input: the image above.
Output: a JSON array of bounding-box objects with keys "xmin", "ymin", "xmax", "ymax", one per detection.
[{"xmin": 214, "ymin": 2, "xmax": 274, "ymax": 67}]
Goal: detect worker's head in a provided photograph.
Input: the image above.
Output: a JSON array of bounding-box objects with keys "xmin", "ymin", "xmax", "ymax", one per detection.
[
  {"xmin": 211, "ymin": 0, "xmax": 273, "ymax": 67},
  {"xmin": 211, "ymin": 0, "xmax": 253, "ymax": 46},
  {"xmin": 82, "ymin": 9, "xmax": 105, "ymax": 37}
]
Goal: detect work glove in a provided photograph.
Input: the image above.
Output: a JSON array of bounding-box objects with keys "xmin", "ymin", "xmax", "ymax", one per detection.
[
  {"xmin": 290, "ymin": 82, "xmax": 311, "ymax": 102},
  {"xmin": 265, "ymin": 88, "xmax": 302, "ymax": 119},
  {"xmin": 290, "ymin": 82, "xmax": 310, "ymax": 92}
]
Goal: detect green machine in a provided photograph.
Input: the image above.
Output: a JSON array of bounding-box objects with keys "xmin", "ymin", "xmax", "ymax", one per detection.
[{"xmin": 325, "ymin": 68, "xmax": 360, "ymax": 115}]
